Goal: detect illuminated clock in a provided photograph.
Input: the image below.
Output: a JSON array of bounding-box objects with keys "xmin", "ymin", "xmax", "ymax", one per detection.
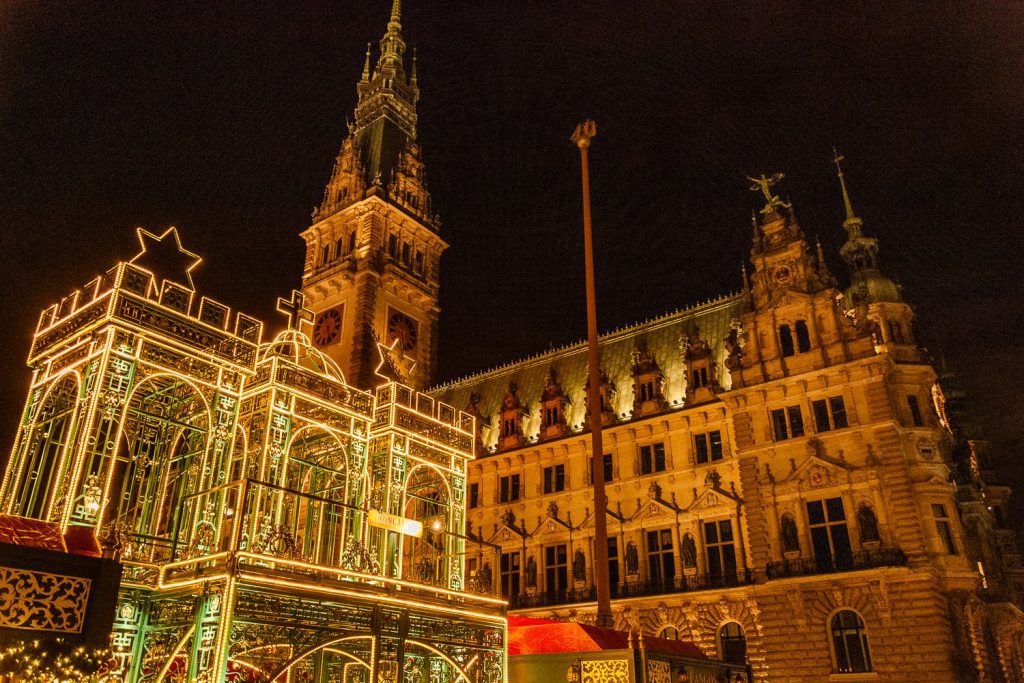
[
  {"xmin": 313, "ymin": 308, "xmax": 342, "ymax": 346},
  {"xmin": 387, "ymin": 311, "xmax": 418, "ymax": 351}
]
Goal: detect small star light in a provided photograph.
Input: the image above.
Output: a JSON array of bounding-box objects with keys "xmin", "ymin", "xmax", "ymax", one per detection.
[
  {"xmin": 374, "ymin": 336, "xmax": 417, "ymax": 385},
  {"xmin": 130, "ymin": 226, "xmax": 202, "ymax": 290}
]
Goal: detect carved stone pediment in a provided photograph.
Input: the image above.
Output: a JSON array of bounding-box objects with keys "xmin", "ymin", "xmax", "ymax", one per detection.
[
  {"xmin": 780, "ymin": 455, "xmax": 852, "ymax": 491},
  {"xmin": 529, "ymin": 514, "xmax": 572, "ymax": 537},
  {"xmin": 631, "ymin": 496, "xmax": 679, "ymax": 521},
  {"xmin": 685, "ymin": 486, "xmax": 741, "ymax": 513},
  {"xmin": 486, "ymin": 522, "xmax": 527, "ymax": 545}
]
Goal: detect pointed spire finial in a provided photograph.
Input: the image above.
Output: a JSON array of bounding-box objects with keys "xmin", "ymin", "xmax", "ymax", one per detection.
[
  {"xmin": 410, "ymin": 47, "xmax": 418, "ymax": 84},
  {"xmin": 741, "ymin": 262, "xmax": 750, "ymax": 292},
  {"xmin": 361, "ymin": 43, "xmax": 372, "ymax": 81},
  {"xmin": 832, "ymin": 147, "xmax": 857, "ymax": 221},
  {"xmin": 390, "ymin": 0, "xmax": 402, "ymax": 26}
]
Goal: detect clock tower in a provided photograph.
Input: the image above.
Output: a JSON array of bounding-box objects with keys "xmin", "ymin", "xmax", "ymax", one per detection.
[{"xmin": 301, "ymin": 0, "xmax": 445, "ymax": 390}]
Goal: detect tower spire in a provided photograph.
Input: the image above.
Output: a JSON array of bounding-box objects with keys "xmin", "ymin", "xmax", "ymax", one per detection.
[
  {"xmin": 390, "ymin": 0, "xmax": 402, "ymax": 27},
  {"xmin": 832, "ymin": 147, "xmax": 857, "ymax": 222}
]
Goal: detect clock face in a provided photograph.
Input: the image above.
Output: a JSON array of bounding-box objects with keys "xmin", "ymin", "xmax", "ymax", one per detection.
[
  {"xmin": 387, "ymin": 310, "xmax": 418, "ymax": 351},
  {"xmin": 773, "ymin": 265, "xmax": 792, "ymax": 284},
  {"xmin": 313, "ymin": 308, "xmax": 342, "ymax": 346}
]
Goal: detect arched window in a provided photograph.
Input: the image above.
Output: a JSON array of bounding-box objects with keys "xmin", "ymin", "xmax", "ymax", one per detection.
[
  {"xmin": 658, "ymin": 626, "xmax": 680, "ymax": 640},
  {"xmin": 795, "ymin": 319, "xmax": 811, "ymax": 353},
  {"xmin": 719, "ymin": 622, "xmax": 746, "ymax": 665},
  {"xmin": 831, "ymin": 610, "xmax": 872, "ymax": 673},
  {"xmin": 888, "ymin": 321, "xmax": 904, "ymax": 343},
  {"xmin": 778, "ymin": 325, "xmax": 795, "ymax": 357}
]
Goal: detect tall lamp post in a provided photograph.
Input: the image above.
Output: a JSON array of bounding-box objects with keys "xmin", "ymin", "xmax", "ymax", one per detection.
[{"xmin": 572, "ymin": 120, "xmax": 613, "ymax": 628}]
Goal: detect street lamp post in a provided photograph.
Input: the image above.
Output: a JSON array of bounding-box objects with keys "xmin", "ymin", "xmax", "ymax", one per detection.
[{"xmin": 572, "ymin": 119, "xmax": 613, "ymax": 628}]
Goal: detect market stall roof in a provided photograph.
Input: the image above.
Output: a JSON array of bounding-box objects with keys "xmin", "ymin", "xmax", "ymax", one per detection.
[
  {"xmin": 508, "ymin": 615, "xmax": 707, "ymax": 659},
  {"xmin": 0, "ymin": 514, "xmax": 101, "ymax": 556}
]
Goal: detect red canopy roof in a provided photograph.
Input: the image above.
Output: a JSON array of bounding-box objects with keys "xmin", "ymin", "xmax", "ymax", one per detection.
[
  {"xmin": 0, "ymin": 514, "xmax": 102, "ymax": 557},
  {"xmin": 507, "ymin": 615, "xmax": 707, "ymax": 659}
]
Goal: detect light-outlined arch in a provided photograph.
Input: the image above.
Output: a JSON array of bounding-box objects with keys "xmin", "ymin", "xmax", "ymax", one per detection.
[
  {"xmin": 264, "ymin": 635, "xmax": 374, "ymax": 682},
  {"xmin": 105, "ymin": 372, "xmax": 212, "ymax": 556},
  {"xmin": 10, "ymin": 370, "xmax": 83, "ymax": 519},
  {"xmin": 402, "ymin": 463, "xmax": 453, "ymax": 585},
  {"xmin": 404, "ymin": 639, "xmax": 472, "ymax": 682}
]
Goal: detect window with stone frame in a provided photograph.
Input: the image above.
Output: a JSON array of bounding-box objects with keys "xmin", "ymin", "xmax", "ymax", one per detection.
[
  {"xmin": 694, "ymin": 430, "xmax": 724, "ymax": 464},
  {"xmin": 543, "ymin": 464, "xmax": 565, "ymax": 494},
  {"xmin": 932, "ymin": 503, "xmax": 958, "ymax": 555},
  {"xmin": 500, "ymin": 551, "xmax": 520, "ymax": 598},
  {"xmin": 646, "ymin": 528, "xmax": 675, "ymax": 585},
  {"xmin": 813, "ymin": 396, "xmax": 849, "ymax": 432},
  {"xmin": 772, "ymin": 406, "xmax": 804, "ymax": 440},
  {"xmin": 779, "ymin": 324, "xmax": 795, "ymax": 357},
  {"xmin": 640, "ymin": 442, "xmax": 667, "ymax": 475},
  {"xmin": 468, "ymin": 482, "xmax": 479, "ymax": 508},
  {"xmin": 544, "ymin": 544, "xmax": 568, "ymax": 597},
  {"xmin": 795, "ymin": 319, "xmax": 811, "ymax": 352},
  {"xmin": 719, "ymin": 622, "xmax": 747, "ymax": 665},
  {"xmin": 831, "ymin": 610, "xmax": 873, "ymax": 673},
  {"xmin": 807, "ymin": 497, "xmax": 853, "ymax": 571},
  {"xmin": 907, "ymin": 394, "xmax": 924, "ymax": 427},
  {"xmin": 703, "ymin": 519, "xmax": 738, "ymax": 584},
  {"xmin": 498, "ymin": 474, "xmax": 520, "ymax": 503}
]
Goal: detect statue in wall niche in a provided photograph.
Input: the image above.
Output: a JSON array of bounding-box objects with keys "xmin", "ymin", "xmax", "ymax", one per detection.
[
  {"xmin": 625, "ymin": 542, "xmax": 639, "ymax": 575},
  {"xmin": 781, "ymin": 514, "xmax": 800, "ymax": 553},
  {"xmin": 478, "ymin": 562, "xmax": 492, "ymax": 587},
  {"xmin": 525, "ymin": 555, "xmax": 537, "ymax": 587},
  {"xmin": 573, "ymin": 549, "xmax": 587, "ymax": 582},
  {"xmin": 858, "ymin": 505, "xmax": 880, "ymax": 543},
  {"xmin": 724, "ymin": 319, "xmax": 745, "ymax": 371},
  {"xmin": 681, "ymin": 533, "xmax": 697, "ymax": 568}
]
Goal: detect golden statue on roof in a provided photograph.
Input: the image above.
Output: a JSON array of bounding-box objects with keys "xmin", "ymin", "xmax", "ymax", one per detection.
[{"xmin": 747, "ymin": 172, "xmax": 791, "ymax": 215}]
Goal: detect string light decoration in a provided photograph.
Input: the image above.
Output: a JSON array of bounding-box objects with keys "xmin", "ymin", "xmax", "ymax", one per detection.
[{"xmin": 0, "ymin": 228, "xmax": 506, "ymax": 683}]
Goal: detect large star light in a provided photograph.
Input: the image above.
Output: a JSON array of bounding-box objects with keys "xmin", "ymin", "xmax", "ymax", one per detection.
[{"xmin": 130, "ymin": 226, "xmax": 202, "ymax": 290}]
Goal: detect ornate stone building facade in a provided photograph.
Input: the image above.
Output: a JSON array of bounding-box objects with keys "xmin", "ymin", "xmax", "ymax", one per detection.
[{"xmin": 431, "ymin": 170, "xmax": 1024, "ymax": 681}]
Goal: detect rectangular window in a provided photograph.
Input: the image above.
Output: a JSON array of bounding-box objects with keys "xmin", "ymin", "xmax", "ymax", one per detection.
[
  {"xmin": 500, "ymin": 551, "xmax": 520, "ymax": 598},
  {"xmin": 543, "ymin": 464, "xmax": 565, "ymax": 494},
  {"xmin": 787, "ymin": 406, "xmax": 804, "ymax": 437},
  {"xmin": 646, "ymin": 529, "xmax": 675, "ymax": 586},
  {"xmin": 603, "ymin": 453, "xmax": 613, "ymax": 483},
  {"xmin": 401, "ymin": 242, "xmax": 411, "ymax": 266},
  {"xmin": 415, "ymin": 250, "xmax": 424, "ymax": 274},
  {"xmin": 908, "ymin": 395, "xmax": 923, "ymax": 426},
  {"xmin": 640, "ymin": 443, "xmax": 666, "ymax": 474},
  {"xmin": 772, "ymin": 409, "xmax": 788, "ymax": 440},
  {"xmin": 469, "ymin": 482, "xmax": 479, "ymax": 509},
  {"xmin": 806, "ymin": 498, "xmax": 853, "ymax": 572},
  {"xmin": 388, "ymin": 234, "xmax": 398, "ymax": 257},
  {"xmin": 545, "ymin": 544, "xmax": 568, "ymax": 596},
  {"xmin": 813, "ymin": 396, "xmax": 849, "ymax": 432},
  {"xmin": 499, "ymin": 474, "xmax": 520, "ymax": 503},
  {"xmin": 932, "ymin": 503, "xmax": 958, "ymax": 555},
  {"xmin": 695, "ymin": 431, "xmax": 724, "ymax": 464},
  {"xmin": 704, "ymin": 520, "xmax": 737, "ymax": 584},
  {"xmin": 830, "ymin": 396, "xmax": 848, "ymax": 429},
  {"xmin": 813, "ymin": 400, "xmax": 831, "ymax": 432}
]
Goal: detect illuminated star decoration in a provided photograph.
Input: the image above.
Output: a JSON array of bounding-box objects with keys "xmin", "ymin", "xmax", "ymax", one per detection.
[
  {"xmin": 130, "ymin": 226, "xmax": 202, "ymax": 290},
  {"xmin": 374, "ymin": 335, "xmax": 417, "ymax": 386}
]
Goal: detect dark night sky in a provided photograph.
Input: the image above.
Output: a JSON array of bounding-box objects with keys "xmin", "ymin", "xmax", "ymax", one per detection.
[{"xmin": 1, "ymin": 2, "xmax": 1022, "ymax": 479}]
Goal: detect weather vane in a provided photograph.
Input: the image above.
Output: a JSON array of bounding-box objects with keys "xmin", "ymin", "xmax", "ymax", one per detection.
[{"xmin": 746, "ymin": 172, "xmax": 791, "ymax": 215}]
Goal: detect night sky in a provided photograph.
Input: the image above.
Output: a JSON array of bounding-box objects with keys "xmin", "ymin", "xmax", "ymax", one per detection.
[{"xmin": 1, "ymin": 3, "xmax": 1021, "ymax": 484}]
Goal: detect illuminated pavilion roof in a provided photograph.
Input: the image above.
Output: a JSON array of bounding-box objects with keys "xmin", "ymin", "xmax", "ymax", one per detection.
[{"xmin": 259, "ymin": 329, "xmax": 347, "ymax": 384}]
